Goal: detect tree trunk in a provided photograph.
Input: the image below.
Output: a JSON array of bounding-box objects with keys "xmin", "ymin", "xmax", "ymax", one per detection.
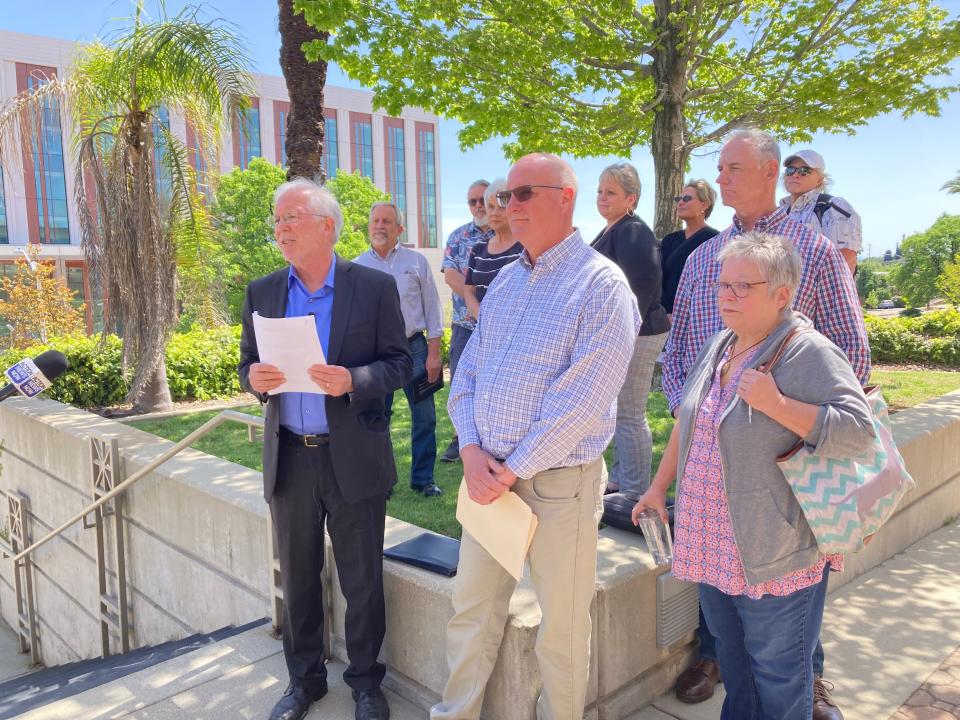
[
  {"xmin": 278, "ymin": 0, "xmax": 329, "ymax": 182},
  {"xmin": 650, "ymin": 0, "xmax": 693, "ymax": 240},
  {"xmin": 133, "ymin": 356, "xmax": 173, "ymax": 414}
]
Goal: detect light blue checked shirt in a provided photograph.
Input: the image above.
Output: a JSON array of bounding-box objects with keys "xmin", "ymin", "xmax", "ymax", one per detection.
[{"xmin": 448, "ymin": 230, "xmax": 641, "ymax": 479}]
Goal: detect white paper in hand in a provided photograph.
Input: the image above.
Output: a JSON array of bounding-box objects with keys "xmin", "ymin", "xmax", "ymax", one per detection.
[{"xmin": 252, "ymin": 312, "xmax": 327, "ymax": 395}]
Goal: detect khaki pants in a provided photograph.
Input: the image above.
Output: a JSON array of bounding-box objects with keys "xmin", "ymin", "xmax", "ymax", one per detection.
[{"xmin": 431, "ymin": 458, "xmax": 605, "ymax": 720}]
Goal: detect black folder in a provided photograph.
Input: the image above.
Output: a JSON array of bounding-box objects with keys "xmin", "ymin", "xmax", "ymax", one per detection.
[
  {"xmin": 601, "ymin": 492, "xmax": 675, "ymax": 535},
  {"xmin": 383, "ymin": 532, "xmax": 460, "ymax": 576},
  {"xmin": 411, "ymin": 372, "xmax": 444, "ymax": 402}
]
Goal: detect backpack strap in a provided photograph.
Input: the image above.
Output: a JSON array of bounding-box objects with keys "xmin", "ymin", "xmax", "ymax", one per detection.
[{"xmin": 814, "ymin": 193, "xmax": 852, "ymax": 225}]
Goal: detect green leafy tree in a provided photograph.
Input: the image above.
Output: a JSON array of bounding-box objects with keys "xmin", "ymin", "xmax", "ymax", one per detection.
[
  {"xmin": 213, "ymin": 158, "xmax": 287, "ymax": 320},
  {"xmin": 325, "ymin": 171, "xmax": 390, "ymax": 260},
  {"xmin": 299, "ymin": 0, "xmax": 960, "ymax": 237},
  {"xmin": 894, "ymin": 214, "xmax": 960, "ymax": 307},
  {"xmin": 0, "ymin": 3, "xmax": 253, "ymax": 412},
  {"xmin": 856, "ymin": 259, "xmax": 899, "ymax": 303},
  {"xmin": 937, "ymin": 255, "xmax": 960, "ymax": 307}
]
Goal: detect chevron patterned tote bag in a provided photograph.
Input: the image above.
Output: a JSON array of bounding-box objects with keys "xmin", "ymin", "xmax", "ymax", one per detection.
[{"xmin": 776, "ymin": 386, "xmax": 915, "ymax": 553}]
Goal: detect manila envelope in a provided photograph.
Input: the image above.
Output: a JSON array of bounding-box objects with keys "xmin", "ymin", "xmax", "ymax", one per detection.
[{"xmin": 456, "ymin": 479, "xmax": 538, "ymax": 581}]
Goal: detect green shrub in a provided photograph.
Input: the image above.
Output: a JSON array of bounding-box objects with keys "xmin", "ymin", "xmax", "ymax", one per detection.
[
  {"xmin": 865, "ymin": 311, "xmax": 960, "ymax": 366},
  {"xmin": 900, "ymin": 307, "xmax": 922, "ymax": 318},
  {"xmin": 1, "ymin": 326, "xmax": 243, "ymax": 408}
]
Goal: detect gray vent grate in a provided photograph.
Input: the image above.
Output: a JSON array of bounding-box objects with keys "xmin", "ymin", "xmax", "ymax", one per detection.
[{"xmin": 657, "ymin": 570, "xmax": 700, "ymax": 647}]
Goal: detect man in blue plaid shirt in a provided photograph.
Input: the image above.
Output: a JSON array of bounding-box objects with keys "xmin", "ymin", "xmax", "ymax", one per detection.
[
  {"xmin": 431, "ymin": 154, "xmax": 640, "ymax": 720},
  {"xmin": 663, "ymin": 128, "xmax": 867, "ymax": 720}
]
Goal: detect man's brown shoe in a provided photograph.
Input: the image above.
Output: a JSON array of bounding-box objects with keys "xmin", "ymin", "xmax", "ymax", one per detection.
[
  {"xmin": 813, "ymin": 676, "xmax": 844, "ymax": 720},
  {"xmin": 675, "ymin": 659, "xmax": 722, "ymax": 703}
]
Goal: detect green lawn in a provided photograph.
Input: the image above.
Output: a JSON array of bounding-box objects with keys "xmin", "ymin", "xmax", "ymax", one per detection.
[{"xmin": 127, "ymin": 367, "xmax": 959, "ymax": 537}]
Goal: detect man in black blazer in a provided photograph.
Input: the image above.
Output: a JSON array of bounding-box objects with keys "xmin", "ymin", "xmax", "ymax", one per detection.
[{"xmin": 239, "ymin": 178, "xmax": 412, "ymax": 720}]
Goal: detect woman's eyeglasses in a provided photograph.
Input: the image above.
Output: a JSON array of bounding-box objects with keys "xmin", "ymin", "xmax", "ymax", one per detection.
[
  {"xmin": 712, "ymin": 280, "xmax": 768, "ymax": 298},
  {"xmin": 495, "ymin": 185, "xmax": 564, "ymax": 208},
  {"xmin": 784, "ymin": 166, "xmax": 815, "ymax": 177},
  {"xmin": 673, "ymin": 194, "xmax": 695, "ymax": 203}
]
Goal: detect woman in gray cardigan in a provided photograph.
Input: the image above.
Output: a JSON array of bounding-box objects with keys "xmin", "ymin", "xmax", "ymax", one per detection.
[{"xmin": 632, "ymin": 232, "xmax": 874, "ymax": 720}]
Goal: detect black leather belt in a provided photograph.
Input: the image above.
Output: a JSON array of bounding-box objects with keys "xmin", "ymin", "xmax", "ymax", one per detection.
[{"xmin": 281, "ymin": 427, "xmax": 330, "ymax": 447}]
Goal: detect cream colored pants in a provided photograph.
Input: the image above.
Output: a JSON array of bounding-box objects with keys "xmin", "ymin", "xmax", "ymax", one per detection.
[{"xmin": 431, "ymin": 458, "xmax": 605, "ymax": 720}]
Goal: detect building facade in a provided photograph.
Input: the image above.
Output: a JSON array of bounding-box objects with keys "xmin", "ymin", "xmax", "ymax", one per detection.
[{"xmin": 0, "ymin": 29, "xmax": 443, "ymax": 331}]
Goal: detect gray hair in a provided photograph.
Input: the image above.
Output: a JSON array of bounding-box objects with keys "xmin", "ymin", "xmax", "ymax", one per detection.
[
  {"xmin": 484, "ymin": 178, "xmax": 508, "ymax": 206},
  {"xmin": 600, "ymin": 162, "xmax": 641, "ymax": 210},
  {"xmin": 468, "ymin": 179, "xmax": 490, "ymax": 195},
  {"xmin": 273, "ymin": 178, "xmax": 344, "ymax": 240},
  {"xmin": 716, "ymin": 231, "xmax": 802, "ymax": 309},
  {"xmin": 684, "ymin": 179, "xmax": 717, "ymax": 219},
  {"xmin": 727, "ymin": 128, "xmax": 781, "ymax": 165},
  {"xmin": 370, "ymin": 201, "xmax": 404, "ymax": 226}
]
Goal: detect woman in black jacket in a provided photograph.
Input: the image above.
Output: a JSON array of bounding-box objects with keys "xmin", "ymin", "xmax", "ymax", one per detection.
[
  {"xmin": 660, "ymin": 179, "xmax": 719, "ymax": 317},
  {"xmin": 591, "ymin": 162, "xmax": 670, "ymax": 498}
]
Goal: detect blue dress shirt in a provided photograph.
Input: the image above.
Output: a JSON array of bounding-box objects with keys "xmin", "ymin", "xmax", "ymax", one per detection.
[{"xmin": 279, "ymin": 257, "xmax": 336, "ymax": 434}]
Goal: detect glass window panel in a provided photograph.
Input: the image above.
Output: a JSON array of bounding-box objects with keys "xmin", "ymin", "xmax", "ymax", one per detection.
[
  {"xmin": 0, "ymin": 165, "xmax": 8, "ymax": 244},
  {"xmin": 325, "ymin": 117, "xmax": 338, "ymax": 179},
  {"xmin": 25, "ymin": 71, "xmax": 71, "ymax": 244},
  {"xmin": 418, "ymin": 128, "xmax": 438, "ymax": 248},
  {"xmin": 237, "ymin": 106, "xmax": 262, "ymax": 169}
]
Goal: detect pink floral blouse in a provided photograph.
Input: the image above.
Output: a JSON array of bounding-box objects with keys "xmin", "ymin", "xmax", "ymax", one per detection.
[{"xmin": 671, "ymin": 347, "xmax": 843, "ymax": 599}]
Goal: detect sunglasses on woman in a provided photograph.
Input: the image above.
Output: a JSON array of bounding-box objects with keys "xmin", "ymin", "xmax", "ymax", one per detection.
[
  {"xmin": 673, "ymin": 194, "xmax": 695, "ymax": 203},
  {"xmin": 784, "ymin": 166, "xmax": 816, "ymax": 177}
]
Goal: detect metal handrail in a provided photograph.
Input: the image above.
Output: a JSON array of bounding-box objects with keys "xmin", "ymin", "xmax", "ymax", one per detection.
[{"xmin": 12, "ymin": 409, "xmax": 264, "ymax": 564}]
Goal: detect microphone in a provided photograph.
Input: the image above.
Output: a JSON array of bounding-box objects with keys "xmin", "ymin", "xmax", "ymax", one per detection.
[{"xmin": 1, "ymin": 350, "xmax": 70, "ymax": 402}]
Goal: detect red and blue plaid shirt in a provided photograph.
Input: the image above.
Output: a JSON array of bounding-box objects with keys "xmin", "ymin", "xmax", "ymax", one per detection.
[{"xmin": 662, "ymin": 207, "xmax": 870, "ymax": 412}]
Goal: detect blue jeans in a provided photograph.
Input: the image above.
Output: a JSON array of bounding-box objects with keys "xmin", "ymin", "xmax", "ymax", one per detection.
[
  {"xmin": 697, "ymin": 608, "xmax": 825, "ymax": 674},
  {"xmin": 698, "ymin": 564, "xmax": 831, "ymax": 720},
  {"xmin": 448, "ymin": 324, "xmax": 473, "ymax": 381},
  {"xmin": 385, "ymin": 333, "xmax": 437, "ymax": 488}
]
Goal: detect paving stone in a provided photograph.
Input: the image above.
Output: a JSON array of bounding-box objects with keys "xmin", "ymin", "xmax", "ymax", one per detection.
[{"xmin": 928, "ymin": 684, "xmax": 960, "ymax": 706}]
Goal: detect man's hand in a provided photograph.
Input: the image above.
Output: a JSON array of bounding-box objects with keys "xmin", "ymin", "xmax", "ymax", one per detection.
[
  {"xmin": 308, "ymin": 364, "xmax": 354, "ymax": 397},
  {"xmin": 248, "ymin": 363, "xmax": 285, "ymax": 394},
  {"xmin": 426, "ymin": 345, "xmax": 442, "ymax": 383},
  {"xmin": 461, "ymin": 444, "xmax": 513, "ymax": 505}
]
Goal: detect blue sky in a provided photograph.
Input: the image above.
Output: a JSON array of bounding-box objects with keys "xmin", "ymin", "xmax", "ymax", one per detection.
[{"xmin": 5, "ymin": 0, "xmax": 960, "ymax": 256}]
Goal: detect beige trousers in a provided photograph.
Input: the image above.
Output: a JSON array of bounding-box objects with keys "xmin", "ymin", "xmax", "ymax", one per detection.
[{"xmin": 431, "ymin": 458, "xmax": 605, "ymax": 720}]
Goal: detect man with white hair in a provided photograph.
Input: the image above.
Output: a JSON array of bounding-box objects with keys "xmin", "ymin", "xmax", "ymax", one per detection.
[
  {"xmin": 431, "ymin": 154, "xmax": 640, "ymax": 720},
  {"xmin": 239, "ymin": 179, "xmax": 412, "ymax": 720},
  {"xmin": 355, "ymin": 202, "xmax": 445, "ymax": 496},
  {"xmin": 662, "ymin": 128, "xmax": 867, "ymax": 720}
]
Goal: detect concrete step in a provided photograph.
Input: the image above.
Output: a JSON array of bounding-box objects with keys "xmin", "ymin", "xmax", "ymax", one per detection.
[
  {"xmin": 0, "ymin": 621, "xmax": 33, "ymax": 685},
  {"xmin": 9, "ymin": 624, "xmax": 424, "ymax": 720},
  {"xmin": 626, "ymin": 518, "xmax": 960, "ymax": 720}
]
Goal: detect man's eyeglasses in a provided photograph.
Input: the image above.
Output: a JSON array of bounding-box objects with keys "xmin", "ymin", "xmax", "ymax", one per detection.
[
  {"xmin": 712, "ymin": 280, "xmax": 768, "ymax": 298},
  {"xmin": 467, "ymin": 197, "xmax": 485, "ymax": 207},
  {"xmin": 269, "ymin": 212, "xmax": 327, "ymax": 228},
  {"xmin": 495, "ymin": 185, "xmax": 564, "ymax": 208},
  {"xmin": 784, "ymin": 166, "xmax": 815, "ymax": 177},
  {"xmin": 673, "ymin": 194, "xmax": 696, "ymax": 203}
]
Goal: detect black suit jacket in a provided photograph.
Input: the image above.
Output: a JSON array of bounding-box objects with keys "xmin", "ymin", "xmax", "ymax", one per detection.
[
  {"xmin": 238, "ymin": 257, "xmax": 413, "ymax": 503},
  {"xmin": 591, "ymin": 214, "xmax": 670, "ymax": 336}
]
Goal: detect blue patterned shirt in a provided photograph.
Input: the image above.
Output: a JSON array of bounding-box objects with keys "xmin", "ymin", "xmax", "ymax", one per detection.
[
  {"xmin": 441, "ymin": 220, "xmax": 494, "ymax": 329},
  {"xmin": 448, "ymin": 230, "xmax": 641, "ymax": 479},
  {"xmin": 662, "ymin": 207, "xmax": 870, "ymax": 413}
]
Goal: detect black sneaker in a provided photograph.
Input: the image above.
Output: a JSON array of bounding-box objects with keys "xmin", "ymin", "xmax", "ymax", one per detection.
[{"xmin": 439, "ymin": 437, "xmax": 460, "ymax": 463}]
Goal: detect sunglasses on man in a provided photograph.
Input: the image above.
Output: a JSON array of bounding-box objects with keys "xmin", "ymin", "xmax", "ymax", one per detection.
[
  {"xmin": 784, "ymin": 166, "xmax": 816, "ymax": 177},
  {"xmin": 495, "ymin": 185, "xmax": 564, "ymax": 208},
  {"xmin": 467, "ymin": 197, "xmax": 485, "ymax": 207}
]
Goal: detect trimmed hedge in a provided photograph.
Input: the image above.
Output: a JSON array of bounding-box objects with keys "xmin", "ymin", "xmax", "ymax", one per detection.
[
  {"xmin": 865, "ymin": 310, "xmax": 960, "ymax": 366},
  {"xmin": 0, "ymin": 325, "xmax": 241, "ymax": 408}
]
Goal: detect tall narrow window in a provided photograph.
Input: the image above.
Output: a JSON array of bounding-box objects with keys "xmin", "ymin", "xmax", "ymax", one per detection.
[
  {"xmin": 350, "ymin": 112, "xmax": 373, "ymax": 179},
  {"xmin": 185, "ymin": 122, "xmax": 209, "ymax": 196},
  {"xmin": 0, "ymin": 165, "xmax": 8, "ymax": 244},
  {"xmin": 152, "ymin": 104, "xmax": 171, "ymax": 198},
  {"xmin": 416, "ymin": 122, "xmax": 438, "ymax": 248},
  {"xmin": 383, "ymin": 118, "xmax": 406, "ymax": 218},
  {"xmin": 274, "ymin": 100, "xmax": 290, "ymax": 167},
  {"xmin": 16, "ymin": 63, "xmax": 71, "ymax": 244},
  {"xmin": 324, "ymin": 108, "xmax": 339, "ymax": 180},
  {"xmin": 233, "ymin": 98, "xmax": 262, "ymax": 169}
]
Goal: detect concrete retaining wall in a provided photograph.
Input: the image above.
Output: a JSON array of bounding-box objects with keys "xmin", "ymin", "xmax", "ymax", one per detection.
[{"xmin": 2, "ymin": 389, "xmax": 959, "ymax": 718}]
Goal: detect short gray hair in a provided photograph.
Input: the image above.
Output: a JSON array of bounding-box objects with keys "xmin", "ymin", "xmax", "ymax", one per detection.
[
  {"xmin": 600, "ymin": 162, "xmax": 641, "ymax": 210},
  {"xmin": 727, "ymin": 128, "xmax": 781, "ymax": 165},
  {"xmin": 273, "ymin": 178, "xmax": 344, "ymax": 240},
  {"xmin": 484, "ymin": 178, "xmax": 507, "ymax": 206},
  {"xmin": 684, "ymin": 179, "xmax": 717, "ymax": 219},
  {"xmin": 468, "ymin": 179, "xmax": 490, "ymax": 195},
  {"xmin": 370, "ymin": 201, "xmax": 404, "ymax": 226},
  {"xmin": 716, "ymin": 231, "xmax": 802, "ymax": 308}
]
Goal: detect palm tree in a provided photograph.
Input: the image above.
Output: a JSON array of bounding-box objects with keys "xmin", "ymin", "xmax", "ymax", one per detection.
[
  {"xmin": 278, "ymin": 0, "xmax": 329, "ymax": 181},
  {"xmin": 943, "ymin": 172, "xmax": 960, "ymax": 195},
  {"xmin": 0, "ymin": 3, "xmax": 253, "ymax": 412}
]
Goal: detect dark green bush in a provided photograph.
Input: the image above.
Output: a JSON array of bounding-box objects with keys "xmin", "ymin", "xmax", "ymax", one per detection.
[
  {"xmin": 1, "ymin": 325, "xmax": 243, "ymax": 408},
  {"xmin": 865, "ymin": 311, "xmax": 960, "ymax": 366}
]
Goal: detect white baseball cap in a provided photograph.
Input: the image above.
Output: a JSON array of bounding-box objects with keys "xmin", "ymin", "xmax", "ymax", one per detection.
[{"xmin": 783, "ymin": 149, "xmax": 825, "ymax": 171}]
